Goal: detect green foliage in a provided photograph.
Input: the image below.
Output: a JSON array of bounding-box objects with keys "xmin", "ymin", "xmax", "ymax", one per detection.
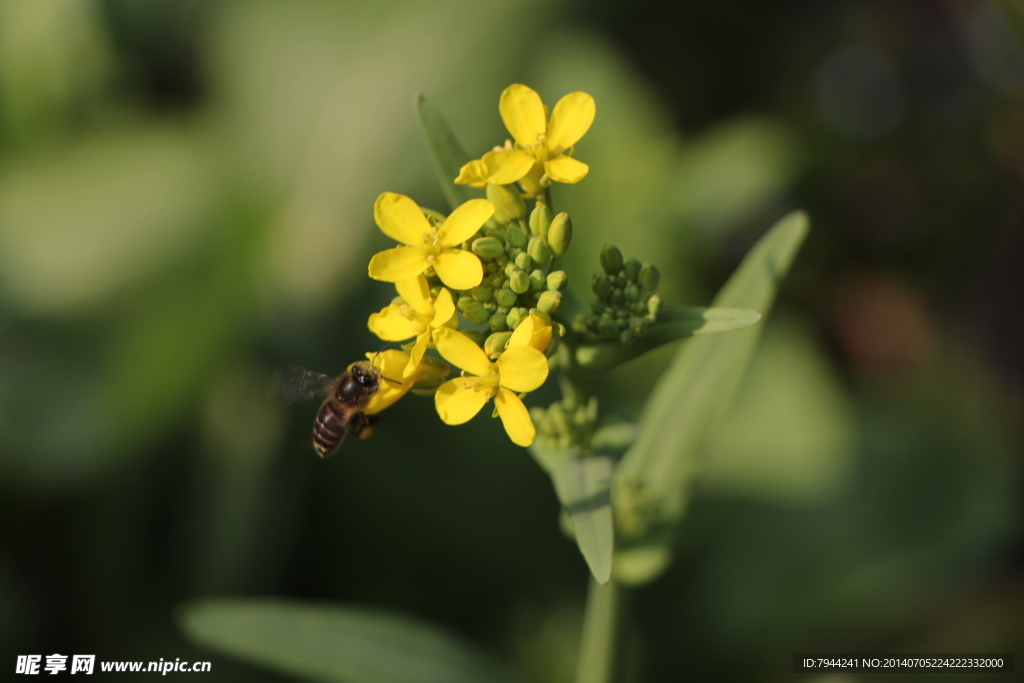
[
  {"xmin": 575, "ymin": 306, "xmax": 762, "ymax": 371},
  {"xmin": 551, "ymin": 454, "xmax": 615, "ymax": 585},
  {"xmin": 614, "ymin": 211, "xmax": 809, "ymax": 585},
  {"xmin": 179, "ymin": 599, "xmax": 521, "ymax": 683},
  {"xmin": 414, "ymin": 94, "xmax": 481, "ymax": 212}
]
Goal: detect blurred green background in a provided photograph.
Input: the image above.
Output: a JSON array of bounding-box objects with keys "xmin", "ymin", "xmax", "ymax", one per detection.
[{"xmin": 1, "ymin": 0, "xmax": 1022, "ymax": 680}]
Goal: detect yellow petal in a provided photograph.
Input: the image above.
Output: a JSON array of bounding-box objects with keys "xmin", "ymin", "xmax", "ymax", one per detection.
[
  {"xmin": 437, "ymin": 198, "xmax": 494, "ymax": 248},
  {"xmin": 546, "ymin": 91, "xmax": 596, "ymax": 152},
  {"xmin": 435, "ymin": 378, "xmax": 495, "ymax": 425},
  {"xmin": 496, "ymin": 345, "xmax": 548, "ymax": 393},
  {"xmin": 543, "ymin": 155, "xmax": 589, "ymax": 184},
  {"xmin": 404, "ymin": 332, "xmax": 429, "ymax": 378},
  {"xmin": 499, "ymin": 84, "xmax": 546, "ymax": 148},
  {"xmin": 430, "ymin": 287, "xmax": 455, "ymax": 328},
  {"xmin": 481, "ymin": 149, "xmax": 536, "ymax": 185},
  {"xmin": 367, "ymin": 305, "xmax": 423, "ymax": 341},
  {"xmin": 508, "ymin": 313, "xmax": 551, "ymax": 352},
  {"xmin": 433, "ymin": 328, "xmax": 494, "ymax": 377},
  {"xmin": 395, "ymin": 275, "xmax": 432, "ymax": 315},
  {"xmin": 454, "ymin": 159, "xmax": 487, "ymax": 188},
  {"xmin": 507, "ymin": 315, "xmax": 534, "ymax": 347},
  {"xmin": 433, "ymin": 248, "xmax": 483, "ymax": 290},
  {"xmin": 368, "ymin": 349, "xmax": 413, "ymax": 379},
  {"xmin": 494, "ymin": 387, "xmax": 536, "ymax": 446},
  {"xmin": 368, "ymin": 246, "xmax": 428, "ymax": 282},
  {"xmin": 374, "ymin": 192, "xmax": 433, "ymax": 245},
  {"xmin": 365, "ymin": 349, "xmax": 414, "ymax": 414}
]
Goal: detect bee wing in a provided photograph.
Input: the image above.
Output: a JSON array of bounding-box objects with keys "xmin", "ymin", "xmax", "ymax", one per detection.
[{"xmin": 269, "ymin": 367, "xmax": 335, "ymax": 405}]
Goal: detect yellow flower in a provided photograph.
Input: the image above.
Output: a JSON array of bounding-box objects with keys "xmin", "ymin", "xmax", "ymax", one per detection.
[
  {"xmin": 367, "ymin": 275, "xmax": 456, "ymax": 377},
  {"xmin": 433, "ymin": 324, "xmax": 550, "ymax": 446},
  {"xmin": 456, "ymin": 84, "xmax": 596, "ymax": 197},
  {"xmin": 367, "ymin": 192, "xmax": 493, "ymax": 290},
  {"xmin": 514, "ymin": 312, "xmax": 553, "ymax": 353},
  {"xmin": 364, "ymin": 349, "xmax": 449, "ymax": 415}
]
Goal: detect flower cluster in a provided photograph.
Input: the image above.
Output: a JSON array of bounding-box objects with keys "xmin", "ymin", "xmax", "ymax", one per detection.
[
  {"xmin": 358, "ymin": 84, "xmax": 595, "ymax": 447},
  {"xmin": 571, "ymin": 244, "xmax": 662, "ymax": 344}
]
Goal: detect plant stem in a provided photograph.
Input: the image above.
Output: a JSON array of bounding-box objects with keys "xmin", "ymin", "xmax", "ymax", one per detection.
[{"xmin": 575, "ymin": 578, "xmax": 623, "ymax": 683}]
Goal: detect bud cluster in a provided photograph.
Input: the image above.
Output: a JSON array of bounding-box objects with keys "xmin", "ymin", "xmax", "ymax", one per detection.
[
  {"xmin": 571, "ymin": 244, "xmax": 661, "ymax": 344},
  {"xmin": 530, "ymin": 394, "xmax": 599, "ymax": 453},
  {"xmin": 454, "ymin": 185, "xmax": 572, "ymax": 358}
]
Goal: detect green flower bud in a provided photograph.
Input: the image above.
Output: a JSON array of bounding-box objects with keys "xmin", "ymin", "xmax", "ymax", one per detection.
[
  {"xmin": 484, "ymin": 331, "xmax": 513, "ymax": 358},
  {"xmin": 391, "ymin": 296, "xmax": 404, "ymax": 306},
  {"xmin": 495, "ymin": 288, "xmax": 517, "ymax": 307},
  {"xmin": 623, "ymin": 257, "xmax": 641, "ymax": 281},
  {"xmin": 510, "ymin": 270, "xmax": 530, "ymax": 294},
  {"xmin": 625, "ymin": 283, "xmax": 641, "ymax": 302},
  {"xmin": 527, "ymin": 237, "xmax": 551, "ymax": 264},
  {"xmin": 572, "ymin": 313, "xmax": 589, "ymax": 333},
  {"xmin": 611, "ymin": 274, "xmax": 626, "ymax": 288},
  {"xmin": 598, "ymin": 318, "xmax": 619, "ymax": 338},
  {"xmin": 629, "ymin": 316, "xmax": 651, "ymax": 337},
  {"xmin": 639, "ymin": 263, "xmax": 660, "ymax": 291},
  {"xmin": 504, "ymin": 262, "xmax": 519, "ymax": 278},
  {"xmin": 647, "ymin": 293, "xmax": 662, "ymax": 318},
  {"xmin": 456, "ymin": 295, "xmax": 474, "ymax": 312},
  {"xmin": 592, "ymin": 273, "xmax": 611, "ymax": 300},
  {"xmin": 507, "ymin": 222, "xmax": 530, "ymax": 249},
  {"xmin": 472, "ymin": 236, "xmax": 505, "ymax": 260},
  {"xmin": 537, "ymin": 290, "xmax": 562, "ymax": 313},
  {"xmin": 489, "ymin": 312, "xmax": 508, "ymax": 331},
  {"xmin": 610, "ymin": 288, "xmax": 624, "ymax": 305},
  {"xmin": 591, "ymin": 300, "xmax": 606, "ymax": 314},
  {"xmin": 496, "ymin": 253, "xmax": 509, "ymax": 266},
  {"xmin": 632, "ymin": 302, "xmax": 646, "ymax": 314},
  {"xmin": 515, "ymin": 252, "xmax": 534, "ymax": 271},
  {"xmin": 421, "ymin": 207, "xmax": 447, "ymax": 225},
  {"xmin": 600, "ymin": 244, "xmax": 623, "ymax": 274},
  {"xmin": 529, "ymin": 202, "xmax": 553, "ymax": 238},
  {"xmin": 484, "ymin": 225, "xmax": 505, "ymax": 241},
  {"xmin": 463, "ymin": 301, "xmax": 491, "ymax": 325},
  {"xmin": 485, "ymin": 301, "xmax": 497, "ymax": 312},
  {"xmin": 506, "ymin": 307, "xmax": 526, "ymax": 330},
  {"xmin": 486, "ymin": 183, "xmax": 526, "ymax": 224},
  {"xmin": 529, "ymin": 269, "xmax": 546, "ymax": 291},
  {"xmin": 471, "ymin": 286, "xmax": 493, "ymax": 302},
  {"xmin": 546, "ymin": 270, "xmax": 567, "ymax": 291},
  {"xmin": 619, "ymin": 330, "xmax": 634, "ymax": 345},
  {"xmin": 547, "ymin": 213, "xmax": 572, "ymax": 256},
  {"xmin": 508, "ymin": 247, "xmax": 523, "ymax": 261},
  {"xmin": 528, "ymin": 309, "xmax": 552, "ymax": 325}
]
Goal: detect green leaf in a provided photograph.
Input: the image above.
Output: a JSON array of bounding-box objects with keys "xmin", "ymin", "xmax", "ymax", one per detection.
[
  {"xmin": 414, "ymin": 94, "xmax": 481, "ymax": 211},
  {"xmin": 551, "ymin": 454, "xmax": 614, "ymax": 585},
  {"xmin": 613, "ymin": 211, "xmax": 809, "ymax": 584},
  {"xmin": 179, "ymin": 599, "xmax": 520, "ymax": 683},
  {"xmin": 575, "ymin": 307, "xmax": 762, "ymax": 371}
]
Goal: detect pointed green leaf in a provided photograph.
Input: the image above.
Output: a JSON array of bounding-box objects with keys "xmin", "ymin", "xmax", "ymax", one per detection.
[
  {"xmin": 575, "ymin": 307, "xmax": 762, "ymax": 370},
  {"xmin": 414, "ymin": 94, "xmax": 482, "ymax": 211},
  {"xmin": 551, "ymin": 454, "xmax": 614, "ymax": 585},
  {"xmin": 613, "ymin": 211, "xmax": 809, "ymax": 584},
  {"xmin": 179, "ymin": 599, "xmax": 520, "ymax": 683}
]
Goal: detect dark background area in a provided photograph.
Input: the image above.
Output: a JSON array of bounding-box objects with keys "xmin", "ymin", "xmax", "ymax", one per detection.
[{"xmin": 1, "ymin": 0, "xmax": 1021, "ymax": 681}]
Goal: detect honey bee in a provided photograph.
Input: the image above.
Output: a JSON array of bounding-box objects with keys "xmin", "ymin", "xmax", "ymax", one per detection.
[{"xmin": 273, "ymin": 362, "xmax": 388, "ymax": 458}]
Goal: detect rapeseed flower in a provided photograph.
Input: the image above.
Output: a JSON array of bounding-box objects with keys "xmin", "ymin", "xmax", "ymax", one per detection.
[
  {"xmin": 368, "ymin": 192, "xmax": 493, "ymax": 290},
  {"xmin": 433, "ymin": 322, "xmax": 550, "ymax": 446},
  {"xmin": 364, "ymin": 349, "xmax": 449, "ymax": 415},
  {"xmin": 367, "ymin": 275, "xmax": 456, "ymax": 377},
  {"xmin": 456, "ymin": 84, "xmax": 595, "ymax": 197}
]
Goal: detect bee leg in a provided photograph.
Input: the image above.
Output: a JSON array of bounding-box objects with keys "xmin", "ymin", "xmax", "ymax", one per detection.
[{"xmin": 353, "ymin": 413, "xmax": 384, "ymax": 439}]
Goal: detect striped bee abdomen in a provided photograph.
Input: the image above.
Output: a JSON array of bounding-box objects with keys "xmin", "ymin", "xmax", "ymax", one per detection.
[{"xmin": 312, "ymin": 400, "xmax": 349, "ymax": 457}]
